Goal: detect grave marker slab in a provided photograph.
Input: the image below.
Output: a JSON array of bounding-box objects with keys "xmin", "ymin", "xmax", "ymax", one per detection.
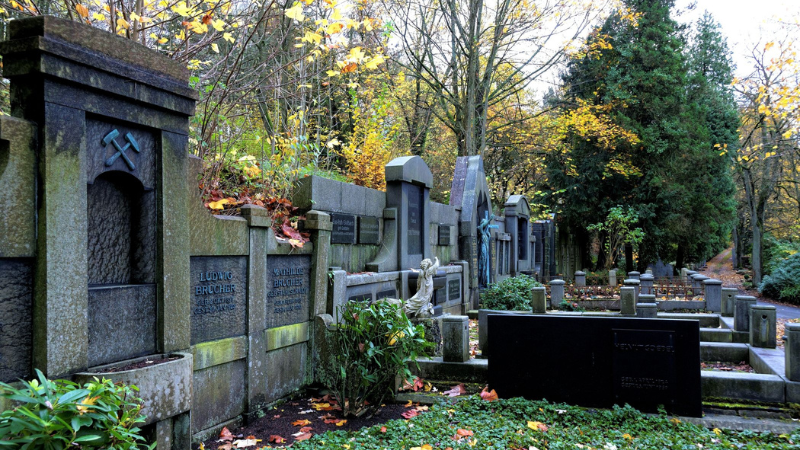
[
  {"xmin": 448, "ymin": 279, "xmax": 461, "ymax": 302},
  {"xmin": 191, "ymin": 256, "xmax": 247, "ymax": 344},
  {"xmin": 358, "ymin": 216, "xmax": 380, "ymax": 244},
  {"xmin": 266, "ymin": 255, "xmax": 311, "ymax": 328},
  {"xmin": 405, "ymin": 183, "xmax": 424, "ymax": 255},
  {"xmin": 331, "ymin": 213, "xmax": 357, "ymax": 244},
  {"xmin": 487, "ymin": 315, "xmax": 701, "ymax": 417}
]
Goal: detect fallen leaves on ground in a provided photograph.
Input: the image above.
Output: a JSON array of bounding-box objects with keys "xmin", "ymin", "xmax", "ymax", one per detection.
[
  {"xmin": 480, "ymin": 386, "xmax": 498, "ymax": 402},
  {"xmin": 267, "ymin": 435, "xmax": 286, "ymax": 444},
  {"xmin": 292, "ymin": 419, "xmax": 311, "ymax": 427},
  {"xmin": 219, "ymin": 427, "xmax": 234, "ymax": 441},
  {"xmin": 443, "ymin": 383, "xmax": 467, "ymax": 397},
  {"xmin": 401, "ymin": 409, "xmax": 420, "ymax": 419},
  {"xmin": 231, "ymin": 436, "xmax": 261, "ymax": 448}
]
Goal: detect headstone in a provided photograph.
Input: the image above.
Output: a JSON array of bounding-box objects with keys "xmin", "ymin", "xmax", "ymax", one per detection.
[
  {"xmin": 330, "ymin": 213, "xmax": 357, "ymax": 244},
  {"xmin": 786, "ymin": 323, "xmax": 800, "ymax": 382},
  {"xmin": 266, "ymin": 255, "xmax": 311, "ymax": 329},
  {"xmin": 358, "ymin": 216, "xmax": 380, "ymax": 244},
  {"xmin": 703, "ymin": 279, "xmax": 722, "ymax": 312},
  {"xmin": 608, "ymin": 269, "xmax": 617, "ymax": 286},
  {"xmin": 734, "ymin": 295, "xmax": 757, "ymax": 332},
  {"xmin": 531, "ymin": 287, "xmax": 546, "ymax": 314},
  {"xmin": 442, "ymin": 316, "xmax": 470, "ymax": 362},
  {"xmin": 636, "ymin": 303, "xmax": 657, "ymax": 318},
  {"xmin": 749, "ymin": 305, "xmax": 776, "ymax": 348},
  {"xmin": 487, "ymin": 315, "xmax": 701, "ymax": 417},
  {"xmin": 721, "ymin": 288, "xmax": 738, "ymax": 317},
  {"xmin": 620, "ymin": 287, "xmax": 636, "ymax": 316},
  {"xmin": 191, "ymin": 257, "xmax": 248, "ymax": 344},
  {"xmin": 575, "ymin": 271, "xmax": 586, "ymax": 287},
  {"xmin": 386, "ymin": 156, "xmax": 432, "ymax": 271}
]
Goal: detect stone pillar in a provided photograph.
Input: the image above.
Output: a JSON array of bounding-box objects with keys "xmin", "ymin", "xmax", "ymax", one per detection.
[
  {"xmin": 608, "ymin": 269, "xmax": 617, "ymax": 287},
  {"xmin": 680, "ymin": 268, "xmax": 689, "ymax": 281},
  {"xmin": 785, "ymin": 323, "xmax": 800, "ymax": 382},
  {"xmin": 620, "ymin": 287, "xmax": 636, "ymax": 316},
  {"xmin": 703, "ymin": 279, "xmax": 722, "ymax": 312},
  {"xmin": 645, "ymin": 269, "xmax": 653, "ymax": 275},
  {"xmin": 639, "ymin": 274, "xmax": 654, "ymax": 295},
  {"xmin": 721, "ymin": 288, "xmax": 738, "ymax": 317},
  {"xmin": 691, "ymin": 274, "xmax": 709, "ymax": 294},
  {"xmin": 749, "ymin": 305, "xmax": 776, "ymax": 348},
  {"xmin": 442, "ymin": 316, "xmax": 470, "ymax": 362},
  {"xmin": 639, "ymin": 294, "xmax": 656, "ymax": 303},
  {"xmin": 636, "ymin": 303, "xmax": 657, "ymax": 318},
  {"xmin": 623, "ymin": 279, "xmax": 640, "ymax": 303},
  {"xmin": 531, "ymin": 287, "xmax": 547, "ymax": 314},
  {"xmin": 734, "ymin": 295, "xmax": 757, "ymax": 332},
  {"xmin": 549, "ymin": 279, "xmax": 565, "ymax": 307},
  {"xmin": 574, "ymin": 271, "xmax": 586, "ymax": 287},
  {"xmin": 627, "ymin": 271, "xmax": 640, "ymax": 280}
]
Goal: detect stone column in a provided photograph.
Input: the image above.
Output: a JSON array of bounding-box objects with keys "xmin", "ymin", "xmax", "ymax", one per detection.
[
  {"xmin": 639, "ymin": 294, "xmax": 656, "ymax": 303},
  {"xmin": 703, "ymin": 279, "xmax": 722, "ymax": 312},
  {"xmin": 627, "ymin": 271, "xmax": 640, "ymax": 280},
  {"xmin": 786, "ymin": 323, "xmax": 800, "ymax": 382},
  {"xmin": 442, "ymin": 316, "xmax": 470, "ymax": 362},
  {"xmin": 691, "ymin": 274, "xmax": 709, "ymax": 294},
  {"xmin": 734, "ymin": 295, "xmax": 757, "ymax": 332},
  {"xmin": 574, "ymin": 271, "xmax": 586, "ymax": 287},
  {"xmin": 549, "ymin": 279, "xmax": 565, "ymax": 307},
  {"xmin": 303, "ymin": 211, "xmax": 332, "ymax": 317},
  {"xmin": 680, "ymin": 268, "xmax": 689, "ymax": 281},
  {"xmin": 749, "ymin": 305, "xmax": 776, "ymax": 348},
  {"xmin": 620, "ymin": 286, "xmax": 636, "ymax": 316},
  {"xmin": 531, "ymin": 287, "xmax": 547, "ymax": 314},
  {"xmin": 636, "ymin": 303, "xmax": 657, "ymax": 318},
  {"xmin": 721, "ymin": 288, "xmax": 738, "ymax": 317},
  {"xmin": 645, "ymin": 269, "xmax": 653, "ymax": 275},
  {"xmin": 639, "ymin": 274, "xmax": 654, "ymax": 295},
  {"xmin": 608, "ymin": 269, "xmax": 617, "ymax": 287},
  {"xmin": 623, "ymin": 279, "xmax": 640, "ymax": 303}
]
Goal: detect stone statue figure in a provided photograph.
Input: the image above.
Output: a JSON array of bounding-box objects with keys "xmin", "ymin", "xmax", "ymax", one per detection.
[
  {"xmin": 478, "ymin": 211, "xmax": 498, "ymax": 288},
  {"xmin": 404, "ymin": 257, "xmax": 440, "ymax": 318}
]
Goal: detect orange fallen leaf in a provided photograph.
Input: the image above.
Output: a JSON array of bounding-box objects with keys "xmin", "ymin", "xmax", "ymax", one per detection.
[
  {"xmin": 335, "ymin": 419, "xmax": 347, "ymax": 427},
  {"xmin": 294, "ymin": 432, "xmax": 312, "ymax": 441},
  {"xmin": 268, "ymin": 435, "xmax": 286, "ymax": 443},
  {"xmin": 299, "ymin": 426, "xmax": 313, "ymax": 433},
  {"xmin": 292, "ymin": 419, "xmax": 311, "ymax": 427},
  {"xmin": 443, "ymin": 383, "xmax": 467, "ymax": 397},
  {"xmin": 401, "ymin": 409, "xmax": 420, "ymax": 419},
  {"xmin": 457, "ymin": 429, "xmax": 474, "ymax": 436},
  {"xmin": 480, "ymin": 387, "xmax": 498, "ymax": 402},
  {"xmin": 219, "ymin": 427, "xmax": 234, "ymax": 441},
  {"xmin": 380, "ymin": 426, "xmax": 387, "ymax": 433}
]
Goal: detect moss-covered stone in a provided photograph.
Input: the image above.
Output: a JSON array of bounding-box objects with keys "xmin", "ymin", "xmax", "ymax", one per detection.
[
  {"xmin": 265, "ymin": 322, "xmax": 309, "ymax": 352},
  {"xmin": 193, "ymin": 336, "xmax": 247, "ymax": 371}
]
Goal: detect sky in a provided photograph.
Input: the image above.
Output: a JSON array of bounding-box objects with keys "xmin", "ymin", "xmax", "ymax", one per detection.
[{"xmin": 673, "ymin": 0, "xmax": 799, "ymax": 79}]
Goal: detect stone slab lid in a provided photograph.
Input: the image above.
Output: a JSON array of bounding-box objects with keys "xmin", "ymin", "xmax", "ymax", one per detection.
[{"xmin": 385, "ymin": 155, "xmax": 433, "ymax": 188}]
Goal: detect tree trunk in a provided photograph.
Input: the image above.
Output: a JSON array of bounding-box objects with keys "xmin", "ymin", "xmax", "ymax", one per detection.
[
  {"xmin": 625, "ymin": 244, "xmax": 633, "ymax": 274},
  {"xmin": 676, "ymin": 244, "xmax": 685, "ymax": 271}
]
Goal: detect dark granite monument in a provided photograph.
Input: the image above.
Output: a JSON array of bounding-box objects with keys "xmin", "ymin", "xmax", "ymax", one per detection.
[{"xmin": 487, "ymin": 315, "xmax": 701, "ymax": 417}]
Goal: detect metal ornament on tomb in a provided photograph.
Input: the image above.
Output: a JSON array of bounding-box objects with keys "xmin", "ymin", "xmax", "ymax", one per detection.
[
  {"xmin": 191, "ymin": 256, "xmax": 248, "ymax": 344},
  {"xmin": 266, "ymin": 255, "xmax": 311, "ymax": 328}
]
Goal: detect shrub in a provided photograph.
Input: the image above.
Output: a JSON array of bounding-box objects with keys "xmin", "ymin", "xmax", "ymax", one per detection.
[
  {"xmin": 318, "ymin": 301, "xmax": 433, "ymax": 418},
  {"xmin": 759, "ymin": 252, "xmax": 800, "ymax": 304},
  {"xmin": 0, "ymin": 370, "xmax": 152, "ymax": 450},
  {"xmin": 585, "ymin": 270, "xmax": 608, "ymax": 286},
  {"xmin": 480, "ymin": 274, "xmax": 542, "ymax": 311},
  {"xmin": 556, "ymin": 300, "xmax": 586, "ymax": 312}
]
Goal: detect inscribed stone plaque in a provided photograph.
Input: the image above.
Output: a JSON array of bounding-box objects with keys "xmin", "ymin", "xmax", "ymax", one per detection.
[
  {"xmin": 191, "ymin": 256, "xmax": 248, "ymax": 344},
  {"xmin": 438, "ymin": 224, "xmax": 452, "ymax": 246},
  {"xmin": 448, "ymin": 279, "xmax": 461, "ymax": 302},
  {"xmin": 0, "ymin": 258, "xmax": 33, "ymax": 382},
  {"xmin": 488, "ymin": 315, "xmax": 701, "ymax": 417},
  {"xmin": 376, "ymin": 289, "xmax": 397, "ymax": 300},
  {"xmin": 358, "ymin": 216, "xmax": 380, "ymax": 244},
  {"xmin": 331, "ymin": 213, "xmax": 357, "ymax": 244},
  {"xmin": 470, "ymin": 236, "xmax": 478, "ymax": 280},
  {"xmin": 88, "ymin": 284, "xmax": 157, "ymax": 366},
  {"xmin": 613, "ymin": 329, "xmax": 676, "ymax": 411},
  {"xmin": 405, "ymin": 183, "xmax": 423, "ymax": 255},
  {"xmin": 266, "ymin": 255, "xmax": 311, "ymax": 328}
]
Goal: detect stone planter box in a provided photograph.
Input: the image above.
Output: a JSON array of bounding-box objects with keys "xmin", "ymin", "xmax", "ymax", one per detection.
[
  {"xmin": 74, "ymin": 352, "xmax": 192, "ymax": 425},
  {"xmin": 657, "ymin": 300, "xmax": 705, "ymax": 311}
]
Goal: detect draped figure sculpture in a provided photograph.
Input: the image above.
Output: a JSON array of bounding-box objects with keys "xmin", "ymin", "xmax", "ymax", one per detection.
[
  {"xmin": 404, "ymin": 257, "xmax": 440, "ymax": 318},
  {"xmin": 478, "ymin": 211, "xmax": 498, "ymax": 288}
]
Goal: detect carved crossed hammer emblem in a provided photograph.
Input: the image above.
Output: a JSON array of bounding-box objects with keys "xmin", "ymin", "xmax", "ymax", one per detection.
[{"xmin": 102, "ymin": 129, "xmax": 140, "ymax": 171}]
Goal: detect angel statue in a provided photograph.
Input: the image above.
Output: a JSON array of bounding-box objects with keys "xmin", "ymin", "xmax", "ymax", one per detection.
[
  {"xmin": 404, "ymin": 257, "xmax": 440, "ymax": 318},
  {"xmin": 478, "ymin": 211, "xmax": 498, "ymax": 288}
]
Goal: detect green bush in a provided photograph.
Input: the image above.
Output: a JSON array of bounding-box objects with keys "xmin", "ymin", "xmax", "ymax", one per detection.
[
  {"xmin": 556, "ymin": 300, "xmax": 586, "ymax": 312},
  {"xmin": 762, "ymin": 235, "xmax": 800, "ymax": 276},
  {"xmin": 480, "ymin": 274, "xmax": 542, "ymax": 311},
  {"xmin": 0, "ymin": 370, "xmax": 153, "ymax": 450},
  {"xmin": 585, "ymin": 270, "xmax": 608, "ymax": 286},
  {"xmin": 759, "ymin": 252, "xmax": 800, "ymax": 304},
  {"xmin": 318, "ymin": 301, "xmax": 433, "ymax": 418}
]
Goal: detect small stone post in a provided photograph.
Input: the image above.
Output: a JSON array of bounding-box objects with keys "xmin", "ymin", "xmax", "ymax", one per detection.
[
  {"xmin": 636, "ymin": 303, "xmax": 657, "ymax": 318},
  {"xmin": 442, "ymin": 315, "xmax": 470, "ymax": 362},
  {"xmin": 721, "ymin": 288, "xmax": 738, "ymax": 317},
  {"xmin": 639, "ymin": 294, "xmax": 656, "ymax": 303},
  {"xmin": 734, "ymin": 295, "xmax": 757, "ymax": 332},
  {"xmin": 608, "ymin": 269, "xmax": 617, "ymax": 286},
  {"xmin": 639, "ymin": 274, "xmax": 654, "ymax": 295},
  {"xmin": 574, "ymin": 271, "xmax": 586, "ymax": 287},
  {"xmin": 691, "ymin": 274, "xmax": 708, "ymax": 293},
  {"xmin": 627, "ymin": 271, "xmax": 640, "ymax": 280},
  {"xmin": 623, "ymin": 279, "xmax": 640, "ymax": 303},
  {"xmin": 749, "ymin": 305, "xmax": 776, "ymax": 348},
  {"xmin": 620, "ymin": 286, "xmax": 636, "ymax": 316},
  {"xmin": 531, "ymin": 286, "xmax": 547, "ymax": 314},
  {"xmin": 785, "ymin": 323, "xmax": 800, "ymax": 382},
  {"xmin": 703, "ymin": 279, "xmax": 722, "ymax": 312},
  {"xmin": 645, "ymin": 268, "xmax": 653, "ymax": 275},
  {"xmin": 680, "ymin": 268, "xmax": 689, "ymax": 281},
  {"xmin": 549, "ymin": 279, "xmax": 565, "ymax": 308}
]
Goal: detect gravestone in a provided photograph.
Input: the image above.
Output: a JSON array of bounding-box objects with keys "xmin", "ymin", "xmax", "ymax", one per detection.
[
  {"xmin": 330, "ymin": 213, "xmax": 357, "ymax": 244},
  {"xmin": 266, "ymin": 255, "xmax": 311, "ymax": 329},
  {"xmin": 487, "ymin": 315, "xmax": 701, "ymax": 417},
  {"xmin": 190, "ymin": 256, "xmax": 247, "ymax": 344},
  {"xmin": 385, "ymin": 156, "xmax": 432, "ymax": 270},
  {"xmin": 503, "ymin": 195, "xmax": 532, "ymax": 275}
]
